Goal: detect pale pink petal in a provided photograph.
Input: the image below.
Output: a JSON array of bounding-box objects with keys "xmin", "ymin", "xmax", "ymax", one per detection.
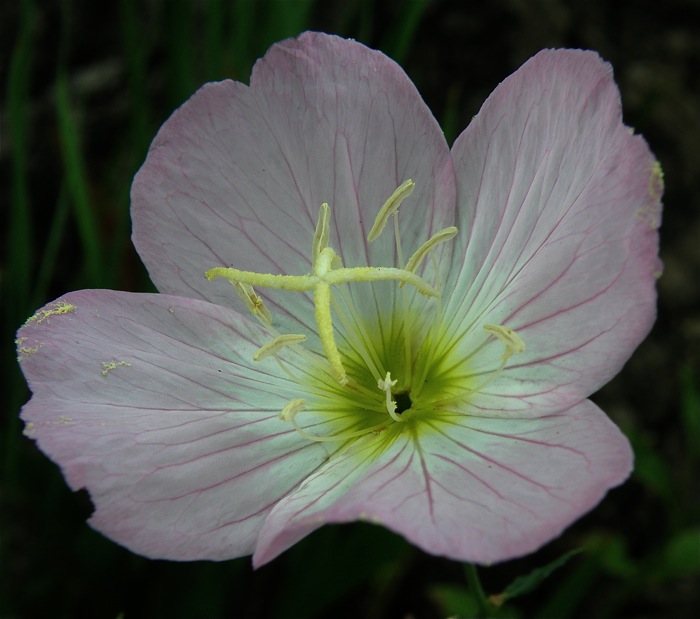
[
  {"xmin": 132, "ymin": 31, "xmax": 455, "ymax": 335},
  {"xmin": 445, "ymin": 50, "xmax": 662, "ymax": 412},
  {"xmin": 17, "ymin": 291, "xmax": 331, "ymax": 560},
  {"xmin": 253, "ymin": 399, "xmax": 632, "ymax": 566}
]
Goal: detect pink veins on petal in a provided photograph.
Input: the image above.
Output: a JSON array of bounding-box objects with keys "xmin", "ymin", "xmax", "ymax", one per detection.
[{"xmin": 17, "ymin": 32, "xmax": 661, "ymax": 566}]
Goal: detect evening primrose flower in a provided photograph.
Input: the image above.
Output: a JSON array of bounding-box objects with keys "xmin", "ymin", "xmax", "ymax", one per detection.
[{"xmin": 17, "ymin": 32, "xmax": 662, "ymax": 567}]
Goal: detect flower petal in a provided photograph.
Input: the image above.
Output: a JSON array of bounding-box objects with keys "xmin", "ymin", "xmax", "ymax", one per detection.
[
  {"xmin": 446, "ymin": 50, "xmax": 662, "ymax": 411},
  {"xmin": 17, "ymin": 290, "xmax": 331, "ymax": 560},
  {"xmin": 132, "ymin": 32, "xmax": 455, "ymax": 334},
  {"xmin": 253, "ymin": 399, "xmax": 632, "ymax": 566}
]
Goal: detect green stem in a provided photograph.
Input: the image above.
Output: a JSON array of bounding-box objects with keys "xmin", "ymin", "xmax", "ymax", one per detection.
[{"xmin": 464, "ymin": 563, "xmax": 494, "ymax": 618}]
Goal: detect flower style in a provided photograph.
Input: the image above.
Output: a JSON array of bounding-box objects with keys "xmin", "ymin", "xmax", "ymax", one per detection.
[{"xmin": 17, "ymin": 32, "xmax": 662, "ymax": 567}]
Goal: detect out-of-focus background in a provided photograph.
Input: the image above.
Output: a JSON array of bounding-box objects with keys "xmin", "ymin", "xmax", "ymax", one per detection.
[{"xmin": 2, "ymin": 1, "xmax": 698, "ymax": 617}]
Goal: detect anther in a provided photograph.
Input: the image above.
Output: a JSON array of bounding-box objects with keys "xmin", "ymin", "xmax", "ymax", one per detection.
[
  {"xmin": 312, "ymin": 202, "xmax": 331, "ymax": 271},
  {"xmin": 280, "ymin": 398, "xmax": 307, "ymax": 422},
  {"xmin": 227, "ymin": 281, "xmax": 273, "ymax": 326},
  {"xmin": 367, "ymin": 180, "xmax": 415, "ymax": 242},
  {"xmin": 254, "ymin": 334, "xmax": 307, "ymax": 361},
  {"xmin": 404, "ymin": 226, "xmax": 458, "ymax": 280},
  {"xmin": 483, "ymin": 324, "xmax": 525, "ymax": 363}
]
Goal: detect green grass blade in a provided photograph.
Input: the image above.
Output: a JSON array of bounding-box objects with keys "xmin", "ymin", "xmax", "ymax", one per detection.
[
  {"xmin": 164, "ymin": 0, "xmax": 196, "ymax": 105},
  {"xmin": 6, "ymin": 0, "xmax": 35, "ymax": 314},
  {"xmin": 204, "ymin": 0, "xmax": 226, "ymax": 80},
  {"xmin": 31, "ymin": 186, "xmax": 71, "ymax": 307},
  {"xmin": 119, "ymin": 0, "xmax": 152, "ymax": 150},
  {"xmin": 680, "ymin": 365, "xmax": 700, "ymax": 460},
  {"xmin": 230, "ymin": 0, "xmax": 256, "ymax": 78},
  {"xmin": 54, "ymin": 72, "xmax": 102, "ymax": 285},
  {"xmin": 4, "ymin": 0, "xmax": 37, "ymax": 490},
  {"xmin": 264, "ymin": 0, "xmax": 315, "ymax": 39},
  {"xmin": 382, "ymin": 0, "xmax": 432, "ymax": 63}
]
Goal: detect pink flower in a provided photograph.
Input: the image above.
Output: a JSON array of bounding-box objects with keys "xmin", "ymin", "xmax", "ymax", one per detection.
[{"xmin": 17, "ymin": 32, "xmax": 662, "ymax": 567}]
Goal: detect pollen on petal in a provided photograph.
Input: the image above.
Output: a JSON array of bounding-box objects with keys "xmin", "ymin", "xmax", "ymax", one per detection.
[
  {"xmin": 24, "ymin": 301, "xmax": 76, "ymax": 326},
  {"xmin": 16, "ymin": 336, "xmax": 43, "ymax": 359},
  {"xmin": 636, "ymin": 160, "xmax": 663, "ymax": 230},
  {"xmin": 100, "ymin": 360, "xmax": 132, "ymax": 377}
]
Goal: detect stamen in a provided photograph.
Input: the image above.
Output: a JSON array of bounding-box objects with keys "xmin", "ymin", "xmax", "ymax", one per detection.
[
  {"xmin": 378, "ymin": 371, "xmax": 405, "ymax": 422},
  {"xmin": 254, "ymin": 334, "xmax": 307, "ymax": 361},
  {"xmin": 483, "ymin": 324, "xmax": 525, "ymax": 363},
  {"xmin": 404, "ymin": 227, "xmax": 458, "ymax": 280},
  {"xmin": 393, "ymin": 210, "xmax": 405, "ymax": 268},
  {"xmin": 229, "ymin": 281, "xmax": 273, "ymax": 326},
  {"xmin": 411, "ymin": 252, "xmax": 446, "ymax": 399},
  {"xmin": 280, "ymin": 398, "xmax": 388, "ymax": 442},
  {"xmin": 367, "ymin": 179, "xmax": 415, "ymax": 242},
  {"xmin": 311, "ymin": 202, "xmax": 331, "ymax": 271},
  {"xmin": 432, "ymin": 324, "xmax": 525, "ymax": 407},
  {"xmin": 279, "ymin": 398, "xmax": 307, "ymax": 421},
  {"xmin": 206, "ymin": 198, "xmax": 441, "ymax": 389},
  {"xmin": 274, "ymin": 356, "xmax": 303, "ymax": 383}
]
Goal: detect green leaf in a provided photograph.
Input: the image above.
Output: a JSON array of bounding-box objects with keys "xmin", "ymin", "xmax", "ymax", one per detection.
[
  {"xmin": 680, "ymin": 366, "xmax": 700, "ymax": 460},
  {"xmin": 498, "ymin": 548, "xmax": 582, "ymax": 603},
  {"xmin": 656, "ymin": 528, "xmax": 700, "ymax": 580},
  {"xmin": 628, "ymin": 428, "xmax": 674, "ymax": 502},
  {"xmin": 430, "ymin": 584, "xmax": 480, "ymax": 618},
  {"xmin": 594, "ymin": 534, "xmax": 637, "ymax": 579}
]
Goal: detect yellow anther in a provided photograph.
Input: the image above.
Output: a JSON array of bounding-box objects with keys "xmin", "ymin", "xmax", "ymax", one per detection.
[
  {"xmin": 483, "ymin": 324, "xmax": 525, "ymax": 363},
  {"xmin": 312, "ymin": 202, "xmax": 331, "ymax": 271},
  {"xmin": 280, "ymin": 398, "xmax": 307, "ymax": 422},
  {"xmin": 253, "ymin": 334, "xmax": 307, "ymax": 361},
  {"xmin": 233, "ymin": 282, "xmax": 272, "ymax": 326},
  {"xmin": 404, "ymin": 226, "xmax": 458, "ymax": 279},
  {"xmin": 367, "ymin": 179, "xmax": 415, "ymax": 242},
  {"xmin": 212, "ymin": 279, "xmax": 273, "ymax": 326}
]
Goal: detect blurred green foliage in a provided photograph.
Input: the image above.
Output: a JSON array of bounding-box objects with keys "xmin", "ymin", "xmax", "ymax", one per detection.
[{"xmin": 2, "ymin": 0, "xmax": 699, "ymax": 617}]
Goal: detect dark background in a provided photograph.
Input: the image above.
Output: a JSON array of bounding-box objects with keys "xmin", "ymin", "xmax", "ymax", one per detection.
[{"xmin": 2, "ymin": 0, "xmax": 699, "ymax": 617}]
